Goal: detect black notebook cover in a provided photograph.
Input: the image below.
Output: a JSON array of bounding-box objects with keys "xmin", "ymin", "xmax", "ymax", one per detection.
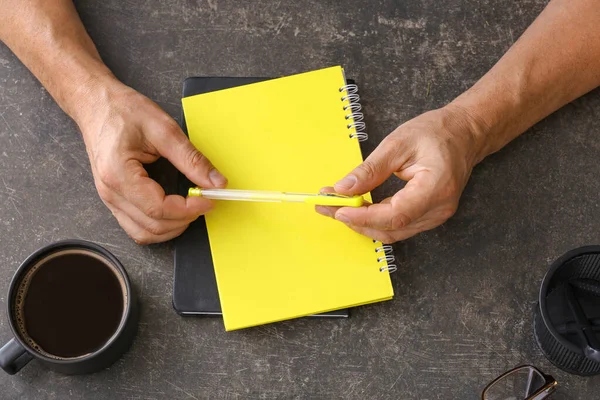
[{"xmin": 172, "ymin": 76, "xmax": 352, "ymax": 318}]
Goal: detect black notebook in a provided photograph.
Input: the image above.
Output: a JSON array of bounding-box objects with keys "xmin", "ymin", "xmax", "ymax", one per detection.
[{"xmin": 172, "ymin": 76, "xmax": 351, "ymax": 318}]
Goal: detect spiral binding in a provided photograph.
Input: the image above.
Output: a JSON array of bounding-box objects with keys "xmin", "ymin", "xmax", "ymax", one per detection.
[
  {"xmin": 339, "ymin": 83, "xmax": 395, "ymax": 273},
  {"xmin": 375, "ymin": 243, "xmax": 398, "ymax": 273},
  {"xmin": 339, "ymin": 84, "xmax": 368, "ymax": 142}
]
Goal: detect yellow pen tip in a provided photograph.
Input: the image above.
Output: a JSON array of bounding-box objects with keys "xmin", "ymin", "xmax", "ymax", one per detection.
[{"xmin": 188, "ymin": 187, "xmax": 202, "ymax": 197}]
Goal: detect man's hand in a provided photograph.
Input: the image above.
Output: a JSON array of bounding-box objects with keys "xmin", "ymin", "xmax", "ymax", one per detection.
[
  {"xmin": 3, "ymin": 0, "xmax": 600, "ymax": 244},
  {"xmin": 80, "ymin": 82, "xmax": 226, "ymax": 244},
  {"xmin": 0, "ymin": 0, "xmax": 229, "ymax": 244},
  {"xmin": 316, "ymin": 106, "xmax": 480, "ymax": 244},
  {"xmin": 316, "ymin": 0, "xmax": 600, "ymax": 244}
]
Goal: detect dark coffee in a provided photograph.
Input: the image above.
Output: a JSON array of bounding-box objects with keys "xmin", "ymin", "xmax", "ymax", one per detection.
[{"xmin": 14, "ymin": 250, "xmax": 125, "ymax": 359}]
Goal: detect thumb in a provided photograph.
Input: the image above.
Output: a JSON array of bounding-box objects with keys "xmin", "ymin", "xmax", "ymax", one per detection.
[
  {"xmin": 155, "ymin": 124, "xmax": 227, "ymax": 189},
  {"xmin": 334, "ymin": 138, "xmax": 400, "ymax": 195}
]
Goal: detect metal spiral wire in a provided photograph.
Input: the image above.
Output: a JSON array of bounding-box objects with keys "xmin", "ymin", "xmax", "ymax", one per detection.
[
  {"xmin": 339, "ymin": 84, "xmax": 368, "ymax": 142},
  {"xmin": 339, "ymin": 84, "xmax": 396, "ymax": 273},
  {"xmin": 375, "ymin": 245, "xmax": 397, "ymax": 273}
]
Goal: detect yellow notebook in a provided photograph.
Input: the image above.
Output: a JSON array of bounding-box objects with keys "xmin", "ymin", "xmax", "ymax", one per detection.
[{"xmin": 182, "ymin": 66, "xmax": 394, "ymax": 331}]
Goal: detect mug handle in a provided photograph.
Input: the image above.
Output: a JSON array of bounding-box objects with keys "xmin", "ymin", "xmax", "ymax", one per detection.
[
  {"xmin": 564, "ymin": 283, "xmax": 600, "ymax": 362},
  {"xmin": 0, "ymin": 338, "xmax": 34, "ymax": 375}
]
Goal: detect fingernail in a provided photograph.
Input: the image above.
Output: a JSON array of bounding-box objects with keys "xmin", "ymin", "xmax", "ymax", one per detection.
[
  {"xmin": 335, "ymin": 213, "xmax": 351, "ymax": 224},
  {"xmin": 315, "ymin": 205, "xmax": 332, "ymax": 217},
  {"xmin": 209, "ymin": 168, "xmax": 227, "ymax": 187},
  {"xmin": 335, "ymin": 175, "xmax": 357, "ymax": 191}
]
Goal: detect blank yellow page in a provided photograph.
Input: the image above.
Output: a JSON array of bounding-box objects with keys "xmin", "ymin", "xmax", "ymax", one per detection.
[{"xmin": 182, "ymin": 66, "xmax": 393, "ymax": 331}]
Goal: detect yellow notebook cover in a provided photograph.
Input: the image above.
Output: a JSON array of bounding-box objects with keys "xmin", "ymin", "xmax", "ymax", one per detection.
[{"xmin": 182, "ymin": 66, "xmax": 394, "ymax": 331}]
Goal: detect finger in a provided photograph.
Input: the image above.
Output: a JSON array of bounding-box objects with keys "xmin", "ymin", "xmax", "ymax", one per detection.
[
  {"xmin": 344, "ymin": 223, "xmax": 425, "ymax": 244},
  {"xmin": 334, "ymin": 135, "xmax": 403, "ymax": 195},
  {"xmin": 338, "ymin": 210, "xmax": 434, "ymax": 243},
  {"xmin": 315, "ymin": 204, "xmax": 340, "ymax": 220},
  {"xmin": 106, "ymin": 188, "xmax": 203, "ymax": 235},
  {"xmin": 315, "ymin": 199, "xmax": 376, "ymax": 219},
  {"xmin": 315, "ymin": 186, "xmax": 376, "ymax": 219},
  {"xmin": 148, "ymin": 120, "xmax": 227, "ymax": 188},
  {"xmin": 315, "ymin": 186, "xmax": 341, "ymax": 218},
  {"xmin": 161, "ymin": 194, "xmax": 214, "ymax": 220},
  {"xmin": 318, "ymin": 186, "xmax": 390, "ymax": 205},
  {"xmin": 335, "ymin": 171, "xmax": 435, "ymax": 230},
  {"xmin": 107, "ymin": 159, "xmax": 214, "ymax": 221},
  {"xmin": 109, "ymin": 206, "xmax": 189, "ymax": 245},
  {"xmin": 319, "ymin": 186, "xmax": 336, "ymax": 194}
]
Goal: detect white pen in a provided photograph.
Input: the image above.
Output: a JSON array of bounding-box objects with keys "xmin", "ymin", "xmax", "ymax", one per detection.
[{"xmin": 188, "ymin": 187, "xmax": 364, "ymax": 207}]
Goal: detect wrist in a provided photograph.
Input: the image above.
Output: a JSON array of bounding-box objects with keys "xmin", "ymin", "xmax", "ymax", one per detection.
[
  {"xmin": 445, "ymin": 92, "xmax": 505, "ymax": 164},
  {"xmin": 448, "ymin": 71, "xmax": 528, "ymax": 164},
  {"xmin": 439, "ymin": 102, "xmax": 492, "ymax": 168},
  {"xmin": 69, "ymin": 73, "xmax": 125, "ymax": 137}
]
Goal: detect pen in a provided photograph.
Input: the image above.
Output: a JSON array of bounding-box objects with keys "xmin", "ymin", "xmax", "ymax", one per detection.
[{"xmin": 188, "ymin": 187, "xmax": 364, "ymax": 207}]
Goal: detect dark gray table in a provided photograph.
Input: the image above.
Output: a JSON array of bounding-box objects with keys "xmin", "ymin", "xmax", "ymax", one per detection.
[{"xmin": 1, "ymin": 1, "xmax": 599, "ymax": 398}]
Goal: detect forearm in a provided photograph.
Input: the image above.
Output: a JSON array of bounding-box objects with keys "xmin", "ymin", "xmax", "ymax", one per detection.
[
  {"xmin": 451, "ymin": 0, "xmax": 600, "ymax": 163},
  {"xmin": 0, "ymin": 0, "xmax": 117, "ymax": 126}
]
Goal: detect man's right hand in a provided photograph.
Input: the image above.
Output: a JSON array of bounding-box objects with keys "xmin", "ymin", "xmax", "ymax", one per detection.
[
  {"xmin": 79, "ymin": 81, "xmax": 227, "ymax": 244},
  {"xmin": 316, "ymin": 106, "xmax": 482, "ymax": 243}
]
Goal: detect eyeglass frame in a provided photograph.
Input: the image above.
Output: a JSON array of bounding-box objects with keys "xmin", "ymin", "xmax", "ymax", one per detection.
[{"xmin": 481, "ymin": 365, "xmax": 558, "ymax": 400}]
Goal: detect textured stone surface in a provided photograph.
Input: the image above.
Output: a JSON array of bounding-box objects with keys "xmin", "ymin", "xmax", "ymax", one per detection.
[{"xmin": 1, "ymin": 0, "xmax": 599, "ymax": 398}]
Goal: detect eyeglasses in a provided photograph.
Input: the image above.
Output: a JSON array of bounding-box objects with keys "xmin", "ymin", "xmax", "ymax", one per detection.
[{"xmin": 481, "ymin": 365, "xmax": 558, "ymax": 400}]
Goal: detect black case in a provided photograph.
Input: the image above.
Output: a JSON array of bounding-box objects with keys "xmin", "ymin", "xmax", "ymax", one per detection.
[{"xmin": 172, "ymin": 76, "xmax": 351, "ymax": 318}]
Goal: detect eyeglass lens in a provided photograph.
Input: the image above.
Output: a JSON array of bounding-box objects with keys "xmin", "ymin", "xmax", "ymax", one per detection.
[{"xmin": 483, "ymin": 366, "xmax": 548, "ymax": 400}]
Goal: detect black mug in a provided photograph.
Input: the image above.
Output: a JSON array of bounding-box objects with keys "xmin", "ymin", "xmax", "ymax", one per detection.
[
  {"xmin": 0, "ymin": 240, "xmax": 139, "ymax": 375},
  {"xmin": 534, "ymin": 245, "xmax": 600, "ymax": 375}
]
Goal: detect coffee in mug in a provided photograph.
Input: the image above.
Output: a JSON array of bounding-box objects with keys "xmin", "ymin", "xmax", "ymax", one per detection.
[{"xmin": 0, "ymin": 240, "xmax": 138, "ymax": 375}]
